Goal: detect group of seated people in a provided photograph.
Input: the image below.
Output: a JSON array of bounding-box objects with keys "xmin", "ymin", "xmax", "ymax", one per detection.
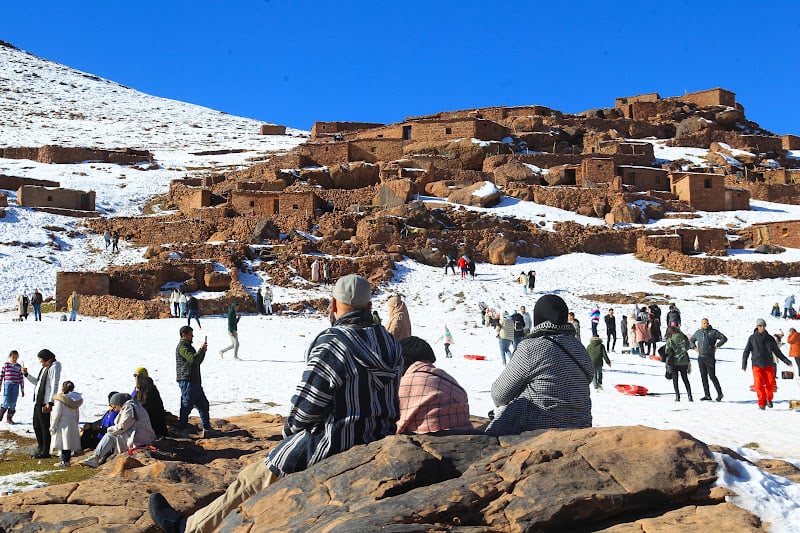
[{"xmin": 79, "ymin": 367, "xmax": 167, "ymax": 467}]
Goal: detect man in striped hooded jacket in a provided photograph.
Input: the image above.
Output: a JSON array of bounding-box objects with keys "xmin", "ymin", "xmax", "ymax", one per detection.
[{"xmin": 150, "ymin": 274, "xmax": 403, "ymax": 533}]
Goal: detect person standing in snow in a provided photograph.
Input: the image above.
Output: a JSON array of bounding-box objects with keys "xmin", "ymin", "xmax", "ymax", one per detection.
[
  {"xmin": 568, "ymin": 312, "xmax": 581, "ymax": 343},
  {"xmin": 784, "ymin": 294, "xmax": 796, "ymax": 319},
  {"xmin": 647, "ymin": 311, "xmax": 662, "ymax": 356},
  {"xmin": 742, "ymin": 318, "xmax": 792, "ymax": 410},
  {"xmin": 17, "ymin": 292, "xmax": 29, "ymax": 321},
  {"xmin": 322, "ymin": 261, "xmax": 332, "ymax": 285},
  {"xmin": 111, "ymin": 230, "xmax": 120, "ymax": 253},
  {"xmin": 519, "ymin": 305, "xmax": 532, "ymax": 336},
  {"xmin": 49, "ymin": 380, "xmax": 82, "ymax": 467},
  {"xmin": 255, "ymin": 289, "xmax": 266, "ymax": 315},
  {"xmin": 385, "ymin": 295, "xmax": 412, "ymax": 341},
  {"xmin": 30, "ymin": 288, "xmax": 43, "ymax": 321},
  {"xmin": 23, "ymin": 349, "xmax": 61, "ymax": 458},
  {"xmin": 620, "ymin": 315, "xmax": 629, "ymax": 348},
  {"xmin": 666, "ymin": 304, "xmax": 681, "ymax": 328},
  {"xmin": 527, "ymin": 270, "xmax": 536, "ymax": 291},
  {"xmin": 263, "ymin": 285, "xmax": 273, "ymax": 315},
  {"xmin": 0, "ymin": 350, "xmax": 24, "ymax": 424},
  {"xmin": 689, "ymin": 318, "xmax": 727, "ymax": 402},
  {"xmin": 436, "ymin": 325, "xmax": 455, "ymax": 358},
  {"xmin": 444, "ymin": 254, "xmax": 456, "ymax": 275},
  {"xmin": 604, "ymin": 308, "xmax": 617, "ymax": 352},
  {"xmin": 496, "ymin": 312, "xmax": 516, "ymax": 365},
  {"xmin": 67, "ymin": 291, "xmax": 80, "ymax": 321},
  {"xmin": 178, "ymin": 292, "xmax": 188, "ymax": 318},
  {"xmin": 518, "ymin": 271, "xmax": 529, "ymax": 295},
  {"xmin": 664, "ymin": 325, "xmax": 693, "ymax": 402},
  {"xmin": 633, "ymin": 316, "xmax": 650, "ymax": 356},
  {"xmin": 310, "ymin": 258, "xmax": 320, "ymax": 283},
  {"xmin": 174, "ymin": 326, "xmax": 212, "ymax": 436},
  {"xmin": 103, "ymin": 230, "xmax": 111, "ymax": 250},
  {"xmin": 787, "ymin": 327, "xmax": 800, "ymax": 375},
  {"xmin": 457, "ymin": 256, "xmax": 468, "ymax": 279},
  {"xmin": 219, "ymin": 303, "xmax": 241, "ymax": 360},
  {"xmin": 589, "ymin": 305, "xmax": 600, "ymax": 337}
]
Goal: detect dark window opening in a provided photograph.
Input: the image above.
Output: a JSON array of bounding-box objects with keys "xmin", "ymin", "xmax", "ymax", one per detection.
[
  {"xmin": 402, "ymin": 126, "xmax": 412, "ymax": 140},
  {"xmin": 704, "ymin": 179, "xmax": 712, "ymax": 188},
  {"xmin": 249, "ymin": 201, "xmax": 255, "ymax": 207},
  {"xmin": 47, "ymin": 195, "xmax": 53, "ymax": 202},
  {"xmin": 292, "ymin": 204, "xmax": 299, "ymax": 210},
  {"xmin": 445, "ymin": 127, "xmax": 452, "ymax": 135}
]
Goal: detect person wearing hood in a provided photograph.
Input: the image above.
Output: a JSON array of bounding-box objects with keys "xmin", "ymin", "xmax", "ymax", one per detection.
[
  {"xmin": 689, "ymin": 318, "xmax": 728, "ymax": 401},
  {"xmin": 396, "ymin": 336, "xmax": 471, "ymax": 435},
  {"xmin": 50, "ymin": 380, "xmax": 83, "ymax": 467},
  {"xmin": 485, "ymin": 294, "xmax": 593, "ymax": 437},
  {"xmin": 133, "ymin": 368, "xmax": 168, "ymax": 438},
  {"xmin": 385, "ymin": 294, "xmax": 412, "ymax": 341},
  {"xmin": 586, "ymin": 337, "xmax": 611, "ymax": 391},
  {"xmin": 150, "ymin": 274, "xmax": 403, "ymax": 533},
  {"xmin": 633, "ymin": 316, "xmax": 651, "ymax": 356},
  {"xmin": 219, "ymin": 303, "xmax": 241, "ymax": 360},
  {"xmin": 80, "ymin": 392, "xmax": 155, "ymax": 468},
  {"xmin": 742, "ymin": 318, "xmax": 792, "ymax": 410}
]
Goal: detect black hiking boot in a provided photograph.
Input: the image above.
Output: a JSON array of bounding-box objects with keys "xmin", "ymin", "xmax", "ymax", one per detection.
[{"xmin": 149, "ymin": 493, "xmax": 187, "ymax": 533}]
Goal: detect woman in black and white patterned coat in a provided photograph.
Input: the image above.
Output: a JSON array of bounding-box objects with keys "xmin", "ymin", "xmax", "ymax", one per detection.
[{"xmin": 485, "ymin": 294, "xmax": 593, "ymax": 437}]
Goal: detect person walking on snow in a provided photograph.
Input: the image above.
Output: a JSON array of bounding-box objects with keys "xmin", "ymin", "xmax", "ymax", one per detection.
[
  {"xmin": 436, "ymin": 324, "xmax": 455, "ymax": 358},
  {"xmin": 263, "ymin": 285, "xmax": 273, "ymax": 315},
  {"xmin": 219, "ymin": 303, "xmax": 241, "ymax": 360},
  {"xmin": 103, "ymin": 230, "xmax": 111, "ymax": 250},
  {"xmin": 31, "ymin": 289, "xmax": 43, "ymax": 321},
  {"xmin": 589, "ymin": 305, "xmax": 600, "ymax": 337},
  {"xmin": 742, "ymin": 318, "xmax": 792, "ymax": 409},
  {"xmin": 586, "ymin": 336, "xmax": 611, "ymax": 391},
  {"xmin": 604, "ymin": 309, "xmax": 617, "ymax": 352},
  {"xmin": 518, "ymin": 272, "xmax": 529, "ymax": 295},
  {"xmin": 310, "ymin": 259, "xmax": 320, "ymax": 283},
  {"xmin": 787, "ymin": 327, "xmax": 800, "ymax": 375}
]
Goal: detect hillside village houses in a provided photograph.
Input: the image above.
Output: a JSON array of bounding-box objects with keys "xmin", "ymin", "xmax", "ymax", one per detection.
[{"xmin": 8, "ymin": 86, "xmax": 800, "ymax": 317}]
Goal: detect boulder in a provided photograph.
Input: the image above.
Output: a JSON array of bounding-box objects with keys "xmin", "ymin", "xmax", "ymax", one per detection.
[
  {"xmin": 492, "ymin": 159, "xmax": 540, "ymax": 187},
  {"xmin": 299, "ymin": 167, "xmax": 333, "ymax": 189},
  {"xmin": 329, "ymin": 161, "xmax": 380, "ymax": 189},
  {"xmin": 605, "ymin": 200, "xmax": 640, "ymax": 224},
  {"xmin": 204, "ymin": 271, "xmax": 231, "ymax": 291},
  {"xmin": 403, "ymin": 139, "xmax": 493, "ymax": 171},
  {"xmin": 676, "ymin": 116, "xmax": 717, "ymax": 139},
  {"xmin": 251, "ymin": 219, "xmax": 280, "ymax": 243},
  {"xmin": 0, "ymin": 418, "xmax": 770, "ymax": 532},
  {"xmin": 373, "ymin": 179, "xmax": 412, "ymax": 207},
  {"xmin": 447, "ymin": 181, "xmax": 502, "ymax": 207},
  {"xmin": 426, "ymin": 180, "xmax": 457, "ymax": 198},
  {"xmin": 487, "ymin": 236, "xmax": 517, "ymax": 265}
]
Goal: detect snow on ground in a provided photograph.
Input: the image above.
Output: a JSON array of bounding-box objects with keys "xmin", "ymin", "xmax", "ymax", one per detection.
[{"xmin": 1, "ymin": 44, "xmax": 799, "ymax": 530}]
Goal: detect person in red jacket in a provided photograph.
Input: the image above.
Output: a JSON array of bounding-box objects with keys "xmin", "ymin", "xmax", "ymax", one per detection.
[{"xmin": 742, "ymin": 318, "xmax": 792, "ymax": 410}]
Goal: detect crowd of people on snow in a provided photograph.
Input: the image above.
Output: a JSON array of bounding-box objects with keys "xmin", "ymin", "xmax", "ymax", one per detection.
[{"xmin": 4, "ymin": 271, "xmax": 800, "ymax": 533}]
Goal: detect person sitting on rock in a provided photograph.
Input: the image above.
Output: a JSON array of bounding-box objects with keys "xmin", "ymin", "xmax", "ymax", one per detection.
[
  {"xmin": 80, "ymin": 392, "xmax": 155, "ymax": 468},
  {"xmin": 132, "ymin": 368, "xmax": 168, "ymax": 438},
  {"xmin": 149, "ymin": 274, "xmax": 403, "ymax": 533},
  {"xmin": 485, "ymin": 294, "xmax": 593, "ymax": 437},
  {"xmin": 80, "ymin": 391, "xmax": 120, "ymax": 450},
  {"xmin": 396, "ymin": 336, "xmax": 471, "ymax": 435}
]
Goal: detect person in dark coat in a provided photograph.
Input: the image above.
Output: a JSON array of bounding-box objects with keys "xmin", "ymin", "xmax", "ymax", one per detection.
[
  {"xmin": 742, "ymin": 318, "xmax": 792, "ymax": 409},
  {"xmin": 603, "ymin": 309, "xmax": 617, "ymax": 352},
  {"xmin": 255, "ymin": 289, "xmax": 266, "ymax": 315},
  {"xmin": 175, "ymin": 326, "xmax": 212, "ymax": 434},
  {"xmin": 586, "ymin": 336, "xmax": 611, "ymax": 390},
  {"xmin": 186, "ymin": 296, "xmax": 201, "ymax": 329},
  {"xmin": 620, "ymin": 315, "xmax": 629, "ymax": 347},
  {"xmin": 666, "ymin": 304, "xmax": 681, "ymax": 328},
  {"xmin": 664, "ymin": 325, "xmax": 692, "ymax": 402},
  {"xmin": 22, "ymin": 349, "xmax": 61, "ymax": 458},
  {"xmin": 689, "ymin": 318, "xmax": 727, "ymax": 401}
]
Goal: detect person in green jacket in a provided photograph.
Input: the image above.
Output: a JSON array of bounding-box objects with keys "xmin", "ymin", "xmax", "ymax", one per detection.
[
  {"xmin": 586, "ymin": 336, "xmax": 611, "ymax": 390},
  {"xmin": 664, "ymin": 325, "xmax": 693, "ymax": 402},
  {"xmin": 219, "ymin": 303, "xmax": 241, "ymax": 360}
]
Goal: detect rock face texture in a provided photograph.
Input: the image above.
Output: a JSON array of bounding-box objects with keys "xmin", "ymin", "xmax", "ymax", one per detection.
[{"xmin": 0, "ymin": 418, "xmax": 774, "ymax": 532}]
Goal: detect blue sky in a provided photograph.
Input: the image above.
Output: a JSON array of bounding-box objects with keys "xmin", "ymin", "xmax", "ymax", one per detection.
[{"xmin": 3, "ymin": 1, "xmax": 799, "ymax": 134}]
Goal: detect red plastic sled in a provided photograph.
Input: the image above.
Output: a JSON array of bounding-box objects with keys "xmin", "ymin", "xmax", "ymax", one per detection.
[
  {"xmin": 615, "ymin": 384, "xmax": 649, "ymax": 396},
  {"xmin": 463, "ymin": 354, "xmax": 486, "ymax": 361},
  {"xmin": 648, "ymin": 355, "xmax": 662, "ymax": 361}
]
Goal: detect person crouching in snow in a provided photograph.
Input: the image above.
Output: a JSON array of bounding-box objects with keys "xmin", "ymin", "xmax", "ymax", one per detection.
[
  {"xmin": 50, "ymin": 381, "xmax": 83, "ymax": 467},
  {"xmin": 80, "ymin": 392, "xmax": 155, "ymax": 468}
]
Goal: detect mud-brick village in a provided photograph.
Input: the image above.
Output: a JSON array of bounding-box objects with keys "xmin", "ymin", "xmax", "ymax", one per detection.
[{"xmin": 2, "ymin": 33, "xmax": 800, "ymax": 533}]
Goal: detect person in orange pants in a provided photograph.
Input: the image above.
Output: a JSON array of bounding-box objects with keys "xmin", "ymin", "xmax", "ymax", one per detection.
[{"xmin": 742, "ymin": 318, "xmax": 792, "ymax": 409}]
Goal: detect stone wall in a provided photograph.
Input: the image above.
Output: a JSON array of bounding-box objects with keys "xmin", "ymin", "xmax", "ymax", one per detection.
[
  {"xmin": 55, "ymin": 271, "xmax": 110, "ymax": 309},
  {"xmin": 618, "ymin": 166, "xmax": 669, "ymax": 191},
  {"xmin": 17, "ymin": 185, "xmax": 95, "ymax": 211},
  {"xmin": 0, "ymin": 174, "xmax": 59, "ymax": 190},
  {"xmin": 311, "ymin": 121, "xmax": 385, "ymax": 139},
  {"xmin": 615, "ymin": 92, "xmax": 661, "ymax": 107},
  {"xmin": 0, "ymin": 146, "xmax": 153, "ymax": 165},
  {"xmin": 348, "ymin": 138, "xmax": 404, "ymax": 163},
  {"xmin": 637, "ymin": 244, "xmax": 800, "ymax": 279},
  {"xmin": 407, "ymin": 118, "xmax": 508, "ymax": 143},
  {"xmin": 782, "ymin": 134, "xmax": 800, "ymax": 150},
  {"xmin": 762, "ymin": 168, "xmax": 800, "ymax": 185},
  {"xmin": 671, "ymin": 173, "xmax": 728, "ymax": 211},
  {"xmin": 724, "ymin": 178, "xmax": 800, "ymax": 203},
  {"xmin": 229, "ymin": 190, "xmax": 321, "ymax": 218},
  {"xmin": 297, "ymin": 142, "xmax": 350, "ymax": 166},
  {"xmin": 578, "ymin": 158, "xmax": 616, "ymax": 185},
  {"xmin": 748, "ymin": 220, "xmax": 800, "ymax": 249}
]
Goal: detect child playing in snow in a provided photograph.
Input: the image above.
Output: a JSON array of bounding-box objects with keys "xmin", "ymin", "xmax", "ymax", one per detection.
[
  {"xmin": 436, "ymin": 325, "xmax": 455, "ymax": 358},
  {"xmin": 50, "ymin": 381, "xmax": 83, "ymax": 467},
  {"xmin": 0, "ymin": 350, "xmax": 24, "ymax": 424}
]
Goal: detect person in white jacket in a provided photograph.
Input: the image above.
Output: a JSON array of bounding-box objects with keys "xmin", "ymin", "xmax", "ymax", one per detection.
[
  {"xmin": 50, "ymin": 381, "xmax": 83, "ymax": 467},
  {"xmin": 80, "ymin": 392, "xmax": 155, "ymax": 468}
]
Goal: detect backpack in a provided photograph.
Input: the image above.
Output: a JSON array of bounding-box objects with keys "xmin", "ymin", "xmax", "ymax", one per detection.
[
  {"xmin": 22, "ymin": 296, "xmax": 29, "ymax": 307},
  {"xmin": 513, "ymin": 314, "xmax": 525, "ymax": 332}
]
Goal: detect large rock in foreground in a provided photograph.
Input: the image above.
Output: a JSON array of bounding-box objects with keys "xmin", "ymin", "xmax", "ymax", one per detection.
[{"xmin": 0, "ymin": 418, "xmax": 772, "ymax": 532}]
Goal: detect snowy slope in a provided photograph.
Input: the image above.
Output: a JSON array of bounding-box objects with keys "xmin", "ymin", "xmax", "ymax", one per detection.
[{"xmin": 1, "ymin": 43, "xmax": 799, "ymax": 531}]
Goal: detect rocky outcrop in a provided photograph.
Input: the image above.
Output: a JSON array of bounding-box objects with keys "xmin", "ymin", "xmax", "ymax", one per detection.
[
  {"xmin": 447, "ymin": 181, "xmax": 502, "ymax": 207},
  {"xmin": 0, "ymin": 420, "xmax": 771, "ymax": 532}
]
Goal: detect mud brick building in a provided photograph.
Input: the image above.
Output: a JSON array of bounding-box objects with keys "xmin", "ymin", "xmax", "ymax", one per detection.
[
  {"xmin": 259, "ymin": 124, "xmax": 287, "ymax": 135},
  {"xmin": 311, "ymin": 122, "xmax": 385, "ymax": 140},
  {"xmin": 762, "ymin": 168, "xmax": 800, "ymax": 185},
  {"xmin": 618, "ymin": 166, "xmax": 669, "ymax": 191},
  {"xmin": 577, "ymin": 158, "xmax": 616, "ymax": 186},
  {"xmin": 403, "ymin": 117, "xmax": 508, "ymax": 143},
  {"xmin": 229, "ymin": 189, "xmax": 324, "ymax": 218},
  {"xmin": 17, "ymin": 185, "xmax": 96, "ymax": 211},
  {"xmin": 749, "ymin": 220, "xmax": 800, "ymax": 248},
  {"xmin": 670, "ymin": 172, "xmax": 749, "ymax": 211},
  {"xmin": 782, "ymin": 134, "xmax": 800, "ymax": 150},
  {"xmin": 55, "ymin": 272, "xmax": 110, "ymax": 309},
  {"xmin": 678, "ymin": 88, "xmax": 736, "ymax": 108}
]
